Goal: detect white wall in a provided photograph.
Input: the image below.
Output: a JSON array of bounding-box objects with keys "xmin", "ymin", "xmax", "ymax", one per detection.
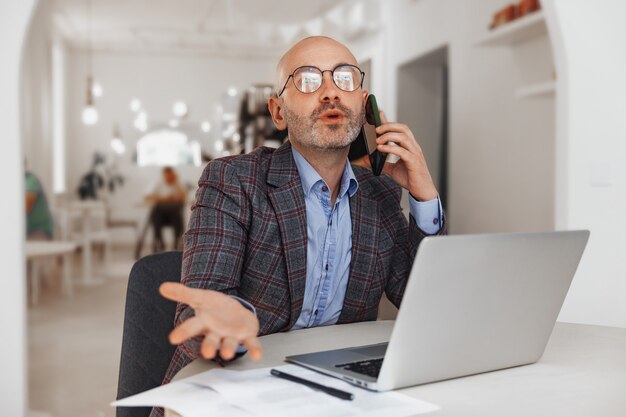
[
  {"xmin": 365, "ymin": 0, "xmax": 625, "ymax": 328},
  {"xmin": 548, "ymin": 0, "xmax": 626, "ymax": 328},
  {"xmin": 1, "ymin": 1, "xmax": 36, "ymax": 414},
  {"xmin": 376, "ymin": 0, "xmax": 556, "ymax": 234},
  {"xmin": 21, "ymin": 0, "xmax": 54, "ymax": 193},
  {"xmin": 52, "ymin": 38, "xmax": 68, "ymax": 194},
  {"xmin": 397, "ymin": 61, "xmax": 445, "ymax": 196},
  {"xmin": 64, "ymin": 51, "xmax": 277, "ymax": 232}
]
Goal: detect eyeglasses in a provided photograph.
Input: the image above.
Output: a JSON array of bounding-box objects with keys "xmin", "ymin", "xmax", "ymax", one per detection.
[{"xmin": 277, "ymin": 64, "xmax": 365, "ymax": 97}]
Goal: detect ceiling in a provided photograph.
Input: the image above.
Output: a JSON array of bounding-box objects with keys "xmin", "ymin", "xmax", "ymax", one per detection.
[{"xmin": 51, "ymin": 0, "xmax": 380, "ymax": 58}]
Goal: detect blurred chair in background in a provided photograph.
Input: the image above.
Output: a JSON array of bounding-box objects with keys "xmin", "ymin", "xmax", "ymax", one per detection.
[{"xmin": 65, "ymin": 199, "xmax": 112, "ymax": 284}]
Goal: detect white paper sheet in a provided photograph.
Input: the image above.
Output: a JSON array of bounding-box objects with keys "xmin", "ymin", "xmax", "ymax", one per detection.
[
  {"xmin": 113, "ymin": 364, "xmax": 439, "ymax": 417},
  {"xmin": 112, "ymin": 381, "xmax": 252, "ymax": 417}
]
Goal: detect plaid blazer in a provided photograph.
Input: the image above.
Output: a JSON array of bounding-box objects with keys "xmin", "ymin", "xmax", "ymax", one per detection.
[{"xmin": 160, "ymin": 140, "xmax": 446, "ymax": 387}]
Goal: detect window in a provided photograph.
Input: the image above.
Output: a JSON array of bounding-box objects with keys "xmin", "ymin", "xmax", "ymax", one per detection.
[{"xmin": 136, "ymin": 129, "xmax": 201, "ymax": 167}]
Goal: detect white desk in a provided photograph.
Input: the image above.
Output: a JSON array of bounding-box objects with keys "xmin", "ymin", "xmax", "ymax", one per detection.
[
  {"xmin": 169, "ymin": 321, "xmax": 626, "ymax": 417},
  {"xmin": 25, "ymin": 240, "xmax": 77, "ymax": 305}
]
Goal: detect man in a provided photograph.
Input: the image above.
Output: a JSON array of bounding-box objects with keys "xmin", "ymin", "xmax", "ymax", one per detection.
[
  {"xmin": 145, "ymin": 167, "xmax": 187, "ymax": 252},
  {"xmin": 25, "ymin": 166, "xmax": 54, "ymax": 240},
  {"xmin": 159, "ymin": 35, "xmax": 446, "ymax": 389}
]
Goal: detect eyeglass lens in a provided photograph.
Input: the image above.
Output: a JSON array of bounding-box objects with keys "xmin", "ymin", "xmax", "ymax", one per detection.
[{"xmin": 293, "ymin": 65, "xmax": 361, "ymax": 93}]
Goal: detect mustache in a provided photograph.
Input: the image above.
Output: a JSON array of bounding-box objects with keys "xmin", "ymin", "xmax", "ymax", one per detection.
[{"xmin": 310, "ymin": 102, "xmax": 353, "ymax": 120}]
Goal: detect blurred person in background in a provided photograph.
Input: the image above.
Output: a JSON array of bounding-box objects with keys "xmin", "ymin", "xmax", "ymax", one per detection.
[
  {"xmin": 145, "ymin": 166, "xmax": 187, "ymax": 252},
  {"xmin": 25, "ymin": 161, "xmax": 53, "ymax": 240}
]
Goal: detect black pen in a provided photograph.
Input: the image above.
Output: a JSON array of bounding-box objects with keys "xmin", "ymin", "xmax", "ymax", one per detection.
[{"xmin": 270, "ymin": 368, "xmax": 354, "ymax": 401}]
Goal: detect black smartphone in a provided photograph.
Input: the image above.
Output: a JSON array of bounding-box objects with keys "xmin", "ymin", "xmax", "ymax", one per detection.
[
  {"xmin": 347, "ymin": 94, "xmax": 388, "ymax": 175},
  {"xmin": 362, "ymin": 94, "xmax": 386, "ymax": 176}
]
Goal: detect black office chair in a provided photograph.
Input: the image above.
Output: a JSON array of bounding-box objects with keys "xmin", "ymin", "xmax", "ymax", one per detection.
[{"xmin": 116, "ymin": 251, "xmax": 182, "ymax": 417}]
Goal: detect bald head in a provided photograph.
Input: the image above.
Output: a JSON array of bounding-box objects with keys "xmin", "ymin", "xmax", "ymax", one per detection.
[{"xmin": 275, "ymin": 36, "xmax": 359, "ymax": 95}]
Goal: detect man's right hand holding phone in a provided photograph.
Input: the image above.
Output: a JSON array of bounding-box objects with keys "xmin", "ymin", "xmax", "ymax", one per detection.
[{"xmin": 375, "ymin": 111, "xmax": 439, "ymax": 202}]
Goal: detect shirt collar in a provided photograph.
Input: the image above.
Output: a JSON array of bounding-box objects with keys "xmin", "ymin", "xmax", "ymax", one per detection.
[{"xmin": 291, "ymin": 145, "xmax": 359, "ymax": 199}]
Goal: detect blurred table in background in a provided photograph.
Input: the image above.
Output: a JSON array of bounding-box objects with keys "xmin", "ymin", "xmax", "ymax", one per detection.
[{"xmin": 26, "ymin": 240, "xmax": 78, "ymax": 305}]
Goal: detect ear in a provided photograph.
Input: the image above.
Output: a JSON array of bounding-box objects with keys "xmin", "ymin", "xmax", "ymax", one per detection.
[{"xmin": 267, "ymin": 96, "xmax": 287, "ymax": 131}]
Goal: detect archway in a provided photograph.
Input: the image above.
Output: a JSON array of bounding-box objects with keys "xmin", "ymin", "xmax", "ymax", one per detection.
[{"xmin": 1, "ymin": 1, "xmax": 37, "ymax": 414}]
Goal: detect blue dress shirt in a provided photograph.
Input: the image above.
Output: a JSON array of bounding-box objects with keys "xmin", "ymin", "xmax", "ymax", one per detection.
[{"xmin": 290, "ymin": 146, "xmax": 442, "ymax": 329}]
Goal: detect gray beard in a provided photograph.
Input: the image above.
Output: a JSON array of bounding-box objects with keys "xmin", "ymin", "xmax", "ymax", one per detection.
[{"xmin": 283, "ymin": 102, "xmax": 364, "ymax": 152}]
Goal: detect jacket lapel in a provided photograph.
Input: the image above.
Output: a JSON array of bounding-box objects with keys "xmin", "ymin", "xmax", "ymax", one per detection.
[
  {"xmin": 266, "ymin": 142, "xmax": 308, "ymax": 329},
  {"xmin": 339, "ymin": 181, "xmax": 380, "ymax": 323}
]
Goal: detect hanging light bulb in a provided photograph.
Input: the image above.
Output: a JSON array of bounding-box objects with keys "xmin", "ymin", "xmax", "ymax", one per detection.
[
  {"xmin": 92, "ymin": 82, "xmax": 103, "ymax": 98},
  {"xmin": 110, "ymin": 125, "xmax": 126, "ymax": 154},
  {"xmin": 81, "ymin": 0, "xmax": 98, "ymax": 126},
  {"xmin": 130, "ymin": 98, "xmax": 142, "ymax": 112},
  {"xmin": 82, "ymin": 75, "xmax": 99, "ymax": 125},
  {"xmin": 172, "ymin": 101, "xmax": 188, "ymax": 118},
  {"xmin": 133, "ymin": 111, "xmax": 148, "ymax": 132}
]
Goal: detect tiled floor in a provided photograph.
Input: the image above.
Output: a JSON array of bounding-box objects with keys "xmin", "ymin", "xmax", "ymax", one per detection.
[{"xmin": 28, "ymin": 246, "xmax": 136, "ymax": 417}]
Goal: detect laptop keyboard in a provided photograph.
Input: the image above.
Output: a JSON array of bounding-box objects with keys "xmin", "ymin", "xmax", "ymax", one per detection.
[{"xmin": 335, "ymin": 358, "xmax": 383, "ymax": 378}]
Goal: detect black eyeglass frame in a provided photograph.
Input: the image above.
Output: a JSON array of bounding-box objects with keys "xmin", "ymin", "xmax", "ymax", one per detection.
[{"xmin": 277, "ymin": 64, "xmax": 365, "ymax": 97}]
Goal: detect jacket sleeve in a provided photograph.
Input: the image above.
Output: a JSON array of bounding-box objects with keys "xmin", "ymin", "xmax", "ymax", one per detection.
[
  {"xmin": 174, "ymin": 159, "xmax": 251, "ymax": 360},
  {"xmin": 383, "ymin": 203, "xmax": 448, "ymax": 309}
]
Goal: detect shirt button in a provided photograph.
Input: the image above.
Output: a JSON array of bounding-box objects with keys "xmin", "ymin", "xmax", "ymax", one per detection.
[
  {"xmin": 322, "ymin": 185, "xmax": 328, "ymax": 192},
  {"xmin": 433, "ymin": 218, "xmax": 439, "ymax": 225}
]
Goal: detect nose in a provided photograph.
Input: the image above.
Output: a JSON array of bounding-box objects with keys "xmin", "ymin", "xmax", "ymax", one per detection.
[{"xmin": 318, "ymin": 71, "xmax": 340, "ymax": 103}]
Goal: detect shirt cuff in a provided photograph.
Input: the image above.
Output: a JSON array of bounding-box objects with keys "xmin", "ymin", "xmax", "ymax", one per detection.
[
  {"xmin": 408, "ymin": 194, "xmax": 442, "ymax": 235},
  {"xmin": 229, "ymin": 296, "xmax": 256, "ymax": 354},
  {"xmin": 230, "ymin": 295, "xmax": 256, "ymax": 314}
]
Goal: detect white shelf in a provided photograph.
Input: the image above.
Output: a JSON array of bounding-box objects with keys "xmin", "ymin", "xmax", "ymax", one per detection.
[
  {"xmin": 476, "ymin": 11, "xmax": 547, "ymax": 47},
  {"xmin": 515, "ymin": 81, "xmax": 556, "ymax": 99}
]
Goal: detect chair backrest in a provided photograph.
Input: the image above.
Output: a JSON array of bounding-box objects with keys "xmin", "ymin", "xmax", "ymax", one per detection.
[
  {"xmin": 116, "ymin": 251, "xmax": 182, "ymax": 417},
  {"xmin": 65, "ymin": 200, "xmax": 110, "ymax": 241},
  {"xmin": 50, "ymin": 205, "xmax": 69, "ymax": 241}
]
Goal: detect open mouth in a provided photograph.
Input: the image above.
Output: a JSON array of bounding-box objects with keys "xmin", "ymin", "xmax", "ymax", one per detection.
[{"xmin": 319, "ymin": 110, "xmax": 345, "ymax": 123}]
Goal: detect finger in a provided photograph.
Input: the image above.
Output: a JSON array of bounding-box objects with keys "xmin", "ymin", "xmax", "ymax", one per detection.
[
  {"xmin": 200, "ymin": 332, "xmax": 221, "ymax": 359},
  {"xmin": 376, "ymin": 122, "xmax": 412, "ymax": 136},
  {"xmin": 242, "ymin": 337, "xmax": 263, "ymax": 361},
  {"xmin": 168, "ymin": 316, "xmax": 206, "ymax": 345},
  {"xmin": 159, "ymin": 282, "xmax": 206, "ymax": 309},
  {"xmin": 219, "ymin": 337, "xmax": 239, "ymax": 361},
  {"xmin": 376, "ymin": 133, "xmax": 403, "ymax": 146},
  {"xmin": 379, "ymin": 110, "xmax": 388, "ymax": 124},
  {"xmin": 159, "ymin": 282, "xmax": 183, "ymax": 302},
  {"xmin": 376, "ymin": 133, "xmax": 418, "ymax": 153},
  {"xmin": 377, "ymin": 143, "xmax": 411, "ymax": 162}
]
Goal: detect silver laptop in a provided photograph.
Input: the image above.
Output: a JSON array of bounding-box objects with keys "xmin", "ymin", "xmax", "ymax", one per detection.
[{"xmin": 286, "ymin": 230, "xmax": 589, "ymax": 391}]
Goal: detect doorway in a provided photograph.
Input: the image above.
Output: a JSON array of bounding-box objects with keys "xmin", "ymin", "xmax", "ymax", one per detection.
[{"xmin": 397, "ymin": 46, "xmax": 449, "ymax": 209}]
